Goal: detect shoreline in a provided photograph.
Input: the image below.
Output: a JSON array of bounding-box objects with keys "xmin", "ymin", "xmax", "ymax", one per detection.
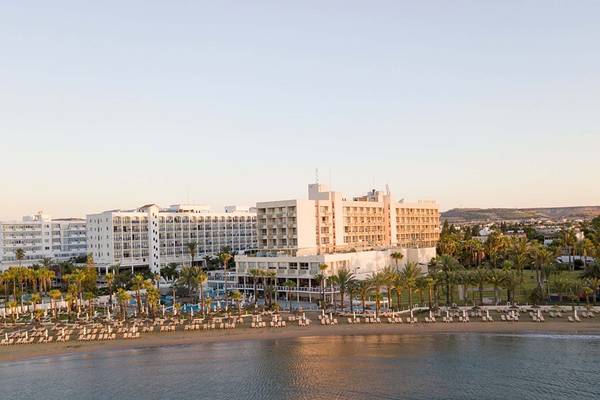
[{"xmin": 2, "ymin": 320, "xmax": 599, "ymax": 363}]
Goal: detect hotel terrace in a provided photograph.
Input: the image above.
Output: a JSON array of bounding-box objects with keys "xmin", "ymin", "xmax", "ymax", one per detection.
[{"xmin": 233, "ymin": 183, "xmax": 440, "ymax": 302}]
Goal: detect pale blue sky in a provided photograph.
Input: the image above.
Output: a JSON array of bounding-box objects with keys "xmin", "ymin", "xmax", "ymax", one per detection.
[{"xmin": 1, "ymin": 1, "xmax": 599, "ymax": 220}]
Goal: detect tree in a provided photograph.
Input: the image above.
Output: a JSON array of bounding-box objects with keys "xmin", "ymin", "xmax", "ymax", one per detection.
[
  {"xmin": 132, "ymin": 273, "xmax": 146, "ymax": 316},
  {"xmin": 15, "ymin": 248, "xmax": 25, "ymax": 266},
  {"xmin": 382, "ymin": 266, "xmax": 396, "ymax": 311},
  {"xmin": 178, "ymin": 265, "xmax": 199, "ymax": 297},
  {"xmin": 425, "ymin": 276, "xmax": 436, "ymax": 310},
  {"xmin": 160, "ymin": 263, "xmax": 179, "ymax": 282},
  {"xmin": 49, "ymin": 289, "xmax": 62, "ymax": 319},
  {"xmin": 436, "ymin": 255, "xmax": 461, "ymax": 305},
  {"xmin": 367, "ymin": 272, "xmax": 386, "ymax": 317},
  {"xmin": 145, "ymin": 281, "xmax": 160, "ymax": 318},
  {"xmin": 330, "ymin": 268, "xmax": 355, "ymax": 312},
  {"xmin": 31, "ymin": 292, "xmax": 41, "ymax": 314},
  {"xmin": 284, "ymin": 280, "xmax": 296, "ymax": 312},
  {"xmin": 186, "ymin": 242, "xmax": 198, "ymax": 267},
  {"xmin": 248, "ymin": 268, "xmax": 262, "ymax": 308},
  {"xmin": 318, "ymin": 263, "xmax": 328, "ymax": 309},
  {"xmin": 230, "ymin": 291, "xmax": 243, "ymax": 316},
  {"xmin": 358, "ymin": 280, "xmax": 371, "ymax": 313},
  {"xmin": 197, "ymin": 270, "xmax": 208, "ymax": 315},
  {"xmin": 219, "ymin": 251, "xmax": 233, "ymax": 310},
  {"xmin": 487, "ymin": 269, "xmax": 504, "ymax": 305},
  {"xmin": 472, "ymin": 268, "xmax": 489, "ymax": 305},
  {"xmin": 401, "ymin": 262, "xmax": 420, "ymax": 311},
  {"xmin": 502, "ymin": 270, "xmax": 519, "ymax": 304},
  {"xmin": 391, "ymin": 252, "xmax": 404, "ymax": 270},
  {"xmin": 116, "ymin": 288, "xmax": 131, "ymax": 320}
]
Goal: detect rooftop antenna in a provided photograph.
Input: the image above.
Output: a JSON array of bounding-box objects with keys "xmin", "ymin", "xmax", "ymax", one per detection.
[
  {"xmin": 315, "ymin": 168, "xmax": 319, "ymax": 184},
  {"xmin": 386, "ymin": 184, "xmax": 390, "ymax": 195}
]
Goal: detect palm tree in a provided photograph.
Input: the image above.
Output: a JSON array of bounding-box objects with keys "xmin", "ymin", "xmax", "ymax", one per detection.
[
  {"xmin": 186, "ymin": 242, "xmax": 198, "ymax": 267},
  {"xmin": 116, "ymin": 288, "xmax": 131, "ymax": 319},
  {"xmin": 106, "ymin": 271, "xmax": 115, "ymax": 306},
  {"xmin": 84, "ymin": 291, "xmax": 95, "ymax": 317},
  {"xmin": 178, "ymin": 265, "xmax": 199, "ymax": 297},
  {"xmin": 145, "ymin": 281, "xmax": 160, "ymax": 318},
  {"xmin": 586, "ymin": 277, "xmax": 600, "ymax": 305},
  {"xmin": 248, "ymin": 268, "xmax": 262, "ymax": 307},
  {"xmin": 49, "ymin": 289, "xmax": 62, "ymax": 319},
  {"xmin": 382, "ymin": 266, "xmax": 396, "ymax": 311},
  {"xmin": 487, "ymin": 269, "xmax": 504, "ymax": 305},
  {"xmin": 230, "ymin": 290, "xmax": 243, "ymax": 316},
  {"xmin": 358, "ymin": 280, "xmax": 371, "ymax": 313},
  {"xmin": 284, "ymin": 280, "xmax": 296, "ymax": 312},
  {"xmin": 402, "ymin": 262, "xmax": 420, "ymax": 311},
  {"xmin": 436, "ymin": 255, "xmax": 461, "ymax": 305},
  {"xmin": 31, "ymin": 292, "xmax": 41, "ymax": 314},
  {"xmin": 472, "ymin": 267, "xmax": 489, "ymax": 305},
  {"xmin": 331, "ymin": 268, "xmax": 355, "ymax": 312},
  {"xmin": 197, "ymin": 270, "xmax": 208, "ymax": 315},
  {"xmin": 313, "ymin": 273, "xmax": 325, "ymax": 310},
  {"xmin": 392, "ymin": 272, "xmax": 404, "ymax": 311},
  {"xmin": 347, "ymin": 280, "xmax": 359, "ymax": 313},
  {"xmin": 425, "ymin": 276, "xmax": 436, "ymax": 310},
  {"xmin": 132, "ymin": 273, "xmax": 146, "ymax": 316},
  {"xmin": 367, "ymin": 272, "xmax": 385, "ymax": 317},
  {"xmin": 391, "ymin": 252, "xmax": 404, "ymax": 270},
  {"xmin": 15, "ymin": 248, "xmax": 25, "ymax": 266},
  {"xmin": 502, "ymin": 269, "xmax": 519, "ymax": 304},
  {"xmin": 219, "ymin": 251, "xmax": 233, "ymax": 310},
  {"xmin": 318, "ymin": 263, "xmax": 328, "ymax": 308}
]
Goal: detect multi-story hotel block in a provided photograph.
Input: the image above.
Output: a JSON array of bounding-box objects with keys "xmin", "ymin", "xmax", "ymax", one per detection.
[
  {"xmin": 87, "ymin": 204, "xmax": 257, "ymax": 273},
  {"xmin": 0, "ymin": 213, "xmax": 87, "ymax": 270},
  {"xmin": 233, "ymin": 183, "xmax": 440, "ymax": 301}
]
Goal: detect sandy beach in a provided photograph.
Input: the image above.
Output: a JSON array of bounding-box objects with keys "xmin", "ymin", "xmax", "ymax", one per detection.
[{"xmin": 2, "ymin": 319, "xmax": 599, "ymax": 363}]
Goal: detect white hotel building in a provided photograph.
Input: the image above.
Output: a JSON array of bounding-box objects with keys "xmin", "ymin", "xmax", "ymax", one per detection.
[
  {"xmin": 87, "ymin": 204, "xmax": 257, "ymax": 273},
  {"xmin": 0, "ymin": 213, "xmax": 87, "ymax": 270},
  {"xmin": 234, "ymin": 183, "xmax": 440, "ymax": 301}
]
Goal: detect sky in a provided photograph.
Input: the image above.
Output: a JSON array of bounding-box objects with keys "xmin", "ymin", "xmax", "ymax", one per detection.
[{"xmin": 1, "ymin": 1, "xmax": 599, "ymax": 220}]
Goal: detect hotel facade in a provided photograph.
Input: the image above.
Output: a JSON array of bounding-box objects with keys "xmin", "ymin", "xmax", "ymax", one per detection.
[
  {"xmin": 87, "ymin": 204, "xmax": 257, "ymax": 273},
  {"xmin": 233, "ymin": 183, "xmax": 440, "ymax": 301},
  {"xmin": 0, "ymin": 213, "xmax": 87, "ymax": 270}
]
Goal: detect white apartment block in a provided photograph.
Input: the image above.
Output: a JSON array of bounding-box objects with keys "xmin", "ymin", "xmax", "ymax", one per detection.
[
  {"xmin": 234, "ymin": 183, "xmax": 440, "ymax": 300},
  {"xmin": 87, "ymin": 204, "xmax": 257, "ymax": 273},
  {"xmin": 0, "ymin": 213, "xmax": 87, "ymax": 270}
]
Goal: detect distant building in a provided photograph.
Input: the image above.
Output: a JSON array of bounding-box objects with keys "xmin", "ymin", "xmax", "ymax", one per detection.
[
  {"xmin": 87, "ymin": 204, "xmax": 257, "ymax": 273},
  {"xmin": 0, "ymin": 213, "xmax": 87, "ymax": 270}
]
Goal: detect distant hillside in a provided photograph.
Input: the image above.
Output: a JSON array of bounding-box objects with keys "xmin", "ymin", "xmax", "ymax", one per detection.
[{"xmin": 442, "ymin": 206, "xmax": 600, "ymax": 224}]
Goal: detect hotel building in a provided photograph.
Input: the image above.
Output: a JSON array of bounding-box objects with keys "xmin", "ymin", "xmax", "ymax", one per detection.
[
  {"xmin": 233, "ymin": 183, "xmax": 440, "ymax": 301},
  {"xmin": 0, "ymin": 213, "xmax": 87, "ymax": 270},
  {"xmin": 87, "ymin": 204, "xmax": 257, "ymax": 273}
]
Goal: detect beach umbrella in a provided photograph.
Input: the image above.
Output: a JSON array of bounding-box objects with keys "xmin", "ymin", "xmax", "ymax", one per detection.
[
  {"xmin": 191, "ymin": 307, "xmax": 194, "ymax": 318},
  {"xmin": 44, "ymin": 309, "xmax": 48, "ymax": 318},
  {"xmin": 303, "ymin": 312, "xmax": 306, "ymax": 320},
  {"xmin": 108, "ymin": 326, "xmax": 112, "ymax": 333},
  {"xmin": 353, "ymin": 311, "xmax": 356, "ymax": 319},
  {"xmin": 486, "ymin": 309, "xmax": 490, "ymax": 319},
  {"xmin": 45, "ymin": 329, "xmax": 48, "ymax": 338},
  {"xmin": 30, "ymin": 311, "xmax": 34, "ymax": 320},
  {"xmin": 83, "ymin": 327, "xmax": 87, "ymax": 335},
  {"xmin": 5, "ymin": 333, "xmax": 8, "ymax": 340},
  {"xmin": 574, "ymin": 309, "xmax": 578, "ymax": 319},
  {"xmin": 107, "ymin": 309, "xmax": 111, "ymax": 320},
  {"xmin": 429, "ymin": 310, "xmax": 433, "ymax": 320},
  {"xmin": 25, "ymin": 331, "xmax": 28, "ymax": 339},
  {"xmin": 322, "ymin": 309, "xmax": 325, "ymax": 317},
  {"xmin": 162, "ymin": 305, "xmax": 165, "ymax": 317},
  {"xmin": 446, "ymin": 309, "xmax": 450, "ymax": 319},
  {"xmin": 62, "ymin": 328, "xmax": 65, "ymax": 336},
  {"xmin": 410, "ymin": 309, "xmax": 414, "ymax": 319},
  {"xmin": 537, "ymin": 309, "xmax": 542, "ymax": 320}
]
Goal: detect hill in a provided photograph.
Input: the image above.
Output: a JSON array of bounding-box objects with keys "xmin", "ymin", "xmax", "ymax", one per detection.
[{"xmin": 441, "ymin": 206, "xmax": 600, "ymax": 224}]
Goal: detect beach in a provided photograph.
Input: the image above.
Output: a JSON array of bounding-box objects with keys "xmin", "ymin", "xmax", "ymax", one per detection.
[{"xmin": 2, "ymin": 319, "xmax": 599, "ymax": 363}]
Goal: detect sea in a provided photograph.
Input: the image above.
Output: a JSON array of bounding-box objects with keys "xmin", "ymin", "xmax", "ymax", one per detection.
[{"xmin": 1, "ymin": 333, "xmax": 599, "ymax": 399}]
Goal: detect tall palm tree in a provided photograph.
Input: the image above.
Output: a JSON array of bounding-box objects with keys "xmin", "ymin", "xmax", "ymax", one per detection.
[
  {"xmin": 132, "ymin": 273, "xmax": 146, "ymax": 316},
  {"xmin": 116, "ymin": 288, "xmax": 131, "ymax": 320},
  {"xmin": 186, "ymin": 242, "xmax": 198, "ymax": 267},
  {"xmin": 472, "ymin": 267, "xmax": 489, "ymax": 305},
  {"xmin": 197, "ymin": 270, "xmax": 208, "ymax": 315},
  {"xmin": 487, "ymin": 269, "xmax": 504, "ymax": 305},
  {"xmin": 49, "ymin": 289, "xmax": 62, "ymax": 319},
  {"xmin": 106, "ymin": 271, "xmax": 115, "ymax": 306},
  {"xmin": 318, "ymin": 263, "xmax": 328, "ymax": 308},
  {"xmin": 284, "ymin": 280, "xmax": 296, "ymax": 312},
  {"xmin": 382, "ymin": 266, "xmax": 396, "ymax": 311},
  {"xmin": 391, "ymin": 252, "xmax": 404, "ymax": 270},
  {"xmin": 219, "ymin": 251, "xmax": 233, "ymax": 310},
  {"xmin": 502, "ymin": 269, "xmax": 519, "ymax": 304},
  {"xmin": 145, "ymin": 281, "xmax": 160, "ymax": 318},
  {"xmin": 436, "ymin": 255, "xmax": 461, "ymax": 305},
  {"xmin": 15, "ymin": 248, "xmax": 25, "ymax": 267},
  {"xmin": 178, "ymin": 265, "xmax": 199, "ymax": 297},
  {"xmin": 401, "ymin": 262, "xmax": 420, "ymax": 311},
  {"xmin": 392, "ymin": 272, "xmax": 404, "ymax": 311},
  {"xmin": 367, "ymin": 272, "xmax": 386, "ymax": 317},
  {"xmin": 425, "ymin": 276, "xmax": 436, "ymax": 310},
  {"xmin": 249, "ymin": 268, "xmax": 262, "ymax": 307},
  {"xmin": 331, "ymin": 268, "xmax": 355, "ymax": 312},
  {"xmin": 230, "ymin": 290, "xmax": 243, "ymax": 316},
  {"xmin": 358, "ymin": 280, "xmax": 371, "ymax": 313}
]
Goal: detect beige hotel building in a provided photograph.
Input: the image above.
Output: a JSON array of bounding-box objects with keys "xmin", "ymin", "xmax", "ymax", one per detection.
[{"xmin": 234, "ymin": 183, "xmax": 440, "ymax": 301}]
